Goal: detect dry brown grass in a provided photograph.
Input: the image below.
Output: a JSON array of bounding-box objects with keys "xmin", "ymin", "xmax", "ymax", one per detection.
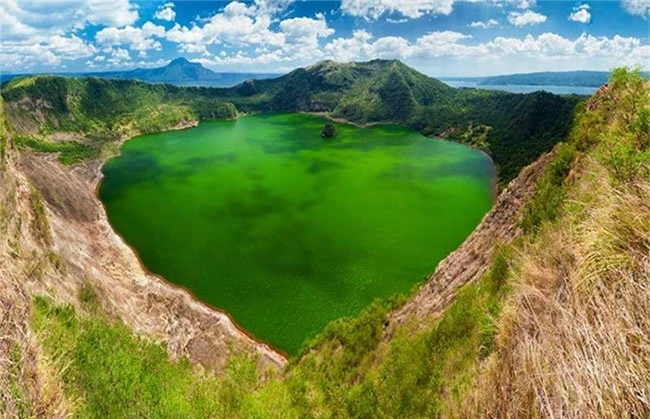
[
  {"xmin": 0, "ymin": 265, "xmax": 72, "ymax": 418},
  {"xmin": 465, "ymin": 157, "xmax": 650, "ymax": 418},
  {"xmin": 0, "ymin": 140, "xmax": 70, "ymax": 417}
]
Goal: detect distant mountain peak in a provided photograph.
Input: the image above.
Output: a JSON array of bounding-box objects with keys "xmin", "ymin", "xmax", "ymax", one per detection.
[
  {"xmin": 368, "ymin": 58, "xmax": 401, "ymax": 65},
  {"xmin": 309, "ymin": 58, "xmax": 404, "ymax": 69},
  {"xmin": 169, "ymin": 57, "xmax": 193, "ymax": 66},
  {"xmin": 305, "ymin": 59, "xmax": 413, "ymax": 78},
  {"xmin": 307, "ymin": 60, "xmax": 342, "ymax": 70}
]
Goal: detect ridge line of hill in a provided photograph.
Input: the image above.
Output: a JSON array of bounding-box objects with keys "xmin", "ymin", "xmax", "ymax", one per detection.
[{"xmin": 1, "ymin": 58, "xmax": 581, "ymax": 186}]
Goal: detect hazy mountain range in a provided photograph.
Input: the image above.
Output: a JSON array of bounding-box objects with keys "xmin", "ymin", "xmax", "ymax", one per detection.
[
  {"xmin": 1, "ymin": 58, "xmax": 279, "ymax": 87},
  {"xmin": 4, "ymin": 58, "xmax": 640, "ymax": 90}
]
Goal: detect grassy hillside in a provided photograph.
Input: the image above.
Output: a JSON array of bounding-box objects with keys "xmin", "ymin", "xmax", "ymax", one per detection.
[
  {"xmin": 1, "ymin": 59, "xmax": 580, "ymax": 184},
  {"xmin": 220, "ymin": 59, "xmax": 581, "ymax": 183},
  {"xmin": 17, "ymin": 68, "xmax": 648, "ymax": 417},
  {"xmin": 2, "ymin": 77, "xmax": 234, "ymax": 137}
]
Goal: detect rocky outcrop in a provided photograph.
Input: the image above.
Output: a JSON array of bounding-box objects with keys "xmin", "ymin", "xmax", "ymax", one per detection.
[
  {"xmin": 387, "ymin": 149, "xmax": 554, "ymax": 334},
  {"xmin": 586, "ymin": 83, "xmax": 610, "ymax": 111}
]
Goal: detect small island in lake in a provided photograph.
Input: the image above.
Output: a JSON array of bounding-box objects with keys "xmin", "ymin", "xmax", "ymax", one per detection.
[{"xmin": 321, "ymin": 122, "xmax": 337, "ymax": 139}]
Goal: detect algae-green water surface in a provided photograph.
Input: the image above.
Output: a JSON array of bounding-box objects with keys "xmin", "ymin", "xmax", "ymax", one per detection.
[{"xmin": 100, "ymin": 113, "xmax": 494, "ymax": 355}]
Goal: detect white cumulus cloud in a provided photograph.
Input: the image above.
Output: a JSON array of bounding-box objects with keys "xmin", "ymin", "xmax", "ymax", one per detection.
[
  {"xmin": 510, "ymin": 0, "xmax": 536, "ymax": 9},
  {"xmin": 0, "ymin": 0, "xmax": 137, "ymax": 70},
  {"xmin": 340, "ymin": 0, "xmax": 455, "ymax": 20},
  {"xmin": 569, "ymin": 4, "xmax": 591, "ymax": 23},
  {"xmin": 96, "ymin": 21, "xmax": 166, "ymax": 52},
  {"xmin": 154, "ymin": 2, "xmax": 176, "ymax": 22},
  {"xmin": 279, "ymin": 15, "xmax": 335, "ymax": 45},
  {"xmin": 164, "ymin": 1, "xmax": 286, "ymax": 52},
  {"xmin": 468, "ymin": 19, "xmax": 499, "ymax": 28},
  {"xmin": 621, "ymin": 0, "xmax": 650, "ymax": 16},
  {"xmin": 1, "ymin": 35, "xmax": 96, "ymax": 68},
  {"xmin": 508, "ymin": 10, "xmax": 547, "ymax": 26},
  {"xmin": 0, "ymin": 0, "xmax": 138, "ymax": 41}
]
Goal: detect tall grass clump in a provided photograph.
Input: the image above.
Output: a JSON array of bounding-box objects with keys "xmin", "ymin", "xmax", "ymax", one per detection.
[
  {"xmin": 31, "ymin": 296, "xmax": 268, "ymax": 418},
  {"xmin": 465, "ymin": 68, "xmax": 650, "ymax": 418}
]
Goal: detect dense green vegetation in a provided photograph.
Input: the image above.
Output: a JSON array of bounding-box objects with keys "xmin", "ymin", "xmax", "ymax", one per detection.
[
  {"xmin": 2, "ymin": 77, "xmax": 200, "ymax": 139},
  {"xmin": 14, "ymin": 135, "xmax": 99, "ymax": 165},
  {"xmin": 2, "ymin": 59, "xmax": 580, "ymax": 184},
  {"xmin": 419, "ymin": 88, "xmax": 579, "ymax": 182},
  {"xmin": 26, "ymin": 68, "xmax": 648, "ymax": 417},
  {"xmin": 32, "ymin": 248, "xmax": 510, "ymax": 418}
]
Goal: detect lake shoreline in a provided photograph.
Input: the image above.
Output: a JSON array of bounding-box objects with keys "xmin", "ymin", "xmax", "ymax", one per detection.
[
  {"xmin": 98, "ymin": 113, "xmax": 496, "ymax": 354},
  {"xmin": 300, "ymin": 111, "xmax": 391, "ymax": 128},
  {"xmin": 89, "ymin": 111, "xmax": 498, "ymax": 358},
  {"xmin": 91, "ymin": 119, "xmax": 290, "ymax": 363}
]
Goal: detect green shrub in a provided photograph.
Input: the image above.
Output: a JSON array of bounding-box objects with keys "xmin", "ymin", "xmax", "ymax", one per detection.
[
  {"xmin": 296, "ymin": 294, "xmax": 406, "ymax": 371},
  {"xmin": 79, "ymin": 280, "xmax": 98, "ymax": 309},
  {"xmin": 520, "ymin": 143, "xmax": 576, "ymax": 234},
  {"xmin": 590, "ymin": 67, "xmax": 649, "ymax": 181},
  {"xmin": 598, "ymin": 134, "xmax": 650, "ymax": 181}
]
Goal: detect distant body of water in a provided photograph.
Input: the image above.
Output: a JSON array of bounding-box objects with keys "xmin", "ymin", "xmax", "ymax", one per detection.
[
  {"xmin": 159, "ymin": 75, "xmax": 280, "ymax": 88},
  {"xmin": 442, "ymin": 80, "xmax": 597, "ymax": 96}
]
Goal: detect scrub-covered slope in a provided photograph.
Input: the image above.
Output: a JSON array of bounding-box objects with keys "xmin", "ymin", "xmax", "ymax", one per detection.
[
  {"xmin": 2, "ymin": 59, "xmax": 580, "ymax": 184},
  {"xmin": 1, "ymin": 67, "xmax": 646, "ymax": 417},
  {"xmin": 464, "ymin": 69, "xmax": 650, "ymax": 417}
]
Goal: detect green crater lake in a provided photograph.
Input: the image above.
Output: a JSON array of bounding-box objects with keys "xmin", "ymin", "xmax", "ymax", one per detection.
[{"xmin": 100, "ymin": 113, "xmax": 495, "ymax": 355}]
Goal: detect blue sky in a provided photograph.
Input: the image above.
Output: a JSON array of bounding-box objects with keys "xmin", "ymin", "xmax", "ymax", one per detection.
[{"xmin": 1, "ymin": 0, "xmax": 648, "ymax": 76}]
